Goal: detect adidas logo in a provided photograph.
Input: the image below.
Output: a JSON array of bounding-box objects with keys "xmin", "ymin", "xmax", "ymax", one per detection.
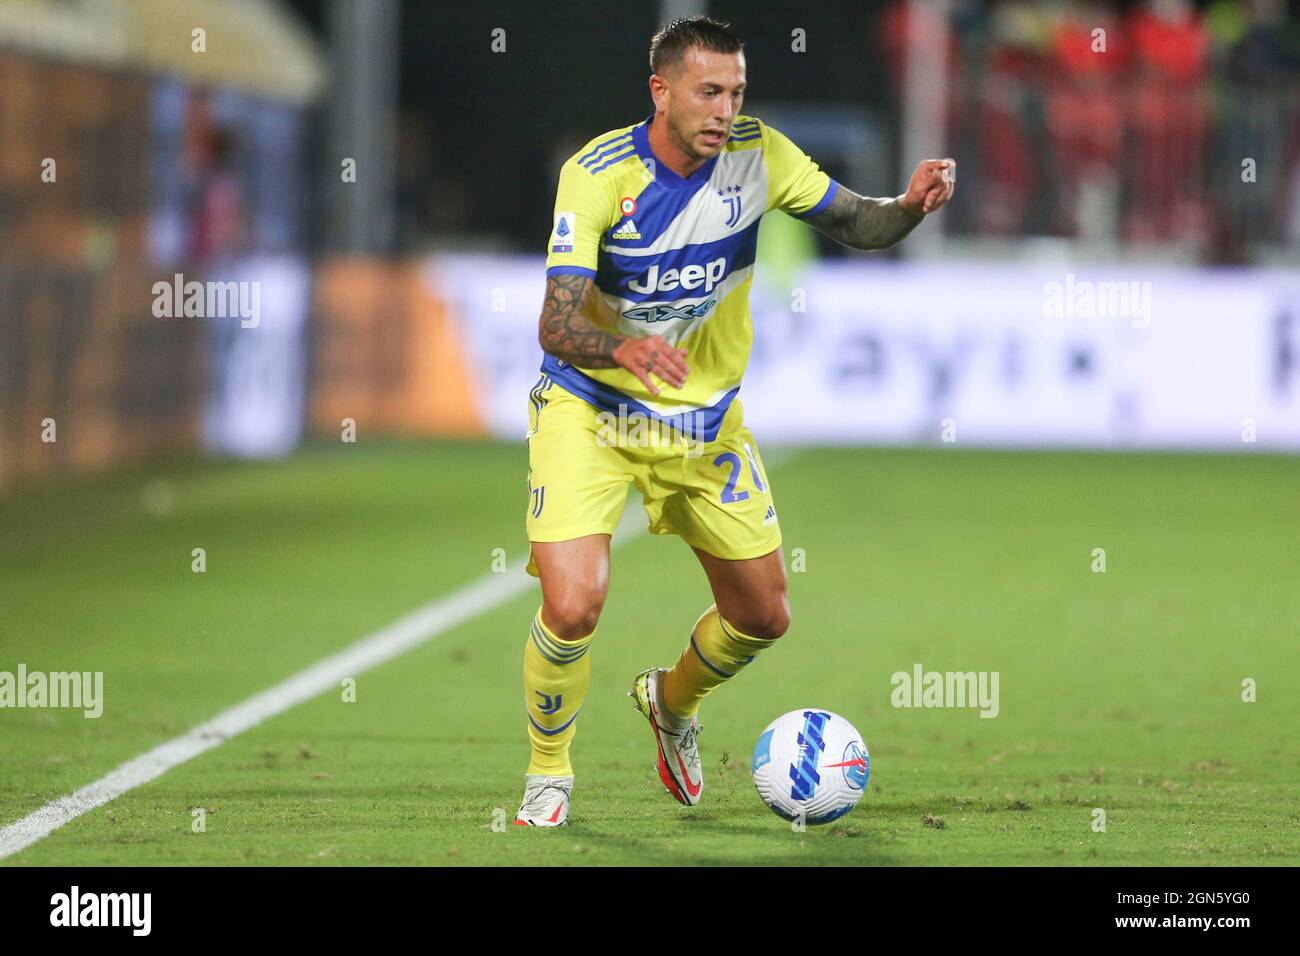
[
  {"xmin": 762, "ymin": 504, "xmax": 778, "ymax": 526},
  {"xmin": 611, "ymin": 218, "xmax": 641, "ymax": 240}
]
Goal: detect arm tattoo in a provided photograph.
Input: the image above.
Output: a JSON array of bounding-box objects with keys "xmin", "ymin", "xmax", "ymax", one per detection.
[
  {"xmin": 805, "ymin": 186, "xmax": 924, "ymax": 251},
  {"xmin": 537, "ymin": 273, "xmax": 624, "ymax": 367}
]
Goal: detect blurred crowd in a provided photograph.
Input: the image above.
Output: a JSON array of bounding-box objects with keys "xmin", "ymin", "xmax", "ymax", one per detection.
[
  {"xmin": 882, "ymin": 0, "xmax": 1300, "ymax": 258},
  {"xmin": 387, "ymin": 0, "xmax": 1299, "ymax": 261}
]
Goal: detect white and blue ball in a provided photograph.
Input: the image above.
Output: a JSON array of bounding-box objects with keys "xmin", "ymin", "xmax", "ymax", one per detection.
[{"xmin": 752, "ymin": 709, "xmax": 870, "ymax": 825}]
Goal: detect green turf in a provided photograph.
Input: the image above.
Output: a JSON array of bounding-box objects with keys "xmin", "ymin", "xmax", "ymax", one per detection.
[{"xmin": 1, "ymin": 442, "xmax": 1297, "ymax": 865}]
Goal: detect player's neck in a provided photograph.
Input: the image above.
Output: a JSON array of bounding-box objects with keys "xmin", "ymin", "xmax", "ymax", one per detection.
[{"xmin": 647, "ymin": 112, "xmax": 706, "ymax": 180}]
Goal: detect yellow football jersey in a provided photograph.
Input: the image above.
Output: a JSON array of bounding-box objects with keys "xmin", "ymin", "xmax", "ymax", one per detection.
[{"xmin": 542, "ymin": 112, "xmax": 837, "ymax": 441}]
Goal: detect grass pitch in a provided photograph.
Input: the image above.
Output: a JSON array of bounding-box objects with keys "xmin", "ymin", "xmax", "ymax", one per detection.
[{"xmin": 1, "ymin": 442, "xmax": 1297, "ymax": 866}]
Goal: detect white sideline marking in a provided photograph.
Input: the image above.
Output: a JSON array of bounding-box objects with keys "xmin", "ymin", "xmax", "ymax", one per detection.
[
  {"xmin": 0, "ymin": 560, "xmax": 544, "ymax": 860},
  {"xmin": 0, "ymin": 450, "xmax": 796, "ymax": 860}
]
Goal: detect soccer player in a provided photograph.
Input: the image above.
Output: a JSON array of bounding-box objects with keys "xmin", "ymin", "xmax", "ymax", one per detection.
[{"xmin": 515, "ymin": 16, "xmax": 955, "ymax": 825}]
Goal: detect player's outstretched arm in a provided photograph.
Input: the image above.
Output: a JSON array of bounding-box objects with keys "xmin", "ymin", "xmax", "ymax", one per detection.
[
  {"xmin": 538, "ymin": 274, "xmax": 689, "ymax": 395},
  {"xmin": 807, "ymin": 158, "xmax": 956, "ymax": 251}
]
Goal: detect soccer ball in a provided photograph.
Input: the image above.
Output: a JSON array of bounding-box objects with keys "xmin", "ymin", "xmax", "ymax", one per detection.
[{"xmin": 752, "ymin": 709, "xmax": 870, "ymax": 825}]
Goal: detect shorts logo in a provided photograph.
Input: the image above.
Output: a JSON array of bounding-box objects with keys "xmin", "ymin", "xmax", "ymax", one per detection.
[
  {"xmin": 528, "ymin": 479, "xmax": 546, "ymax": 517},
  {"xmin": 551, "ymin": 212, "xmax": 575, "ymax": 253}
]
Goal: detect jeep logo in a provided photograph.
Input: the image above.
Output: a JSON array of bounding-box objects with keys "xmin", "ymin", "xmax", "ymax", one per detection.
[{"xmin": 627, "ymin": 257, "xmax": 726, "ymax": 295}]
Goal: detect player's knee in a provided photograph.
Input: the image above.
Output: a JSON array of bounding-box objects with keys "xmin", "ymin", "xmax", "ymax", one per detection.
[
  {"xmin": 758, "ymin": 597, "xmax": 791, "ymax": 640},
  {"xmin": 727, "ymin": 593, "xmax": 790, "ymax": 641},
  {"xmin": 542, "ymin": 588, "xmax": 606, "ymax": 640}
]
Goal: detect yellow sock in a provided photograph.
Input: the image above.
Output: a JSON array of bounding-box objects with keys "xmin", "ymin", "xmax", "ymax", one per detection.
[
  {"xmin": 662, "ymin": 605, "xmax": 774, "ymax": 718},
  {"xmin": 523, "ymin": 609, "xmax": 592, "ymax": 776}
]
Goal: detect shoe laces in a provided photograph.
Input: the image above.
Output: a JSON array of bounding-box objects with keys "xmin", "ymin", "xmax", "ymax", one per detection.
[
  {"xmin": 677, "ymin": 721, "xmax": 703, "ymax": 771},
  {"xmin": 657, "ymin": 713, "xmax": 702, "ymax": 740}
]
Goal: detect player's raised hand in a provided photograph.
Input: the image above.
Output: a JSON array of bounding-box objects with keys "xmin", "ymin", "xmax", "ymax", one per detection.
[
  {"xmin": 613, "ymin": 335, "xmax": 689, "ymax": 396},
  {"xmin": 900, "ymin": 158, "xmax": 956, "ymax": 217}
]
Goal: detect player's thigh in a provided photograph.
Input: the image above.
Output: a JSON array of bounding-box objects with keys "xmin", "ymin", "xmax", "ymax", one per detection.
[
  {"xmin": 531, "ymin": 534, "xmax": 611, "ymax": 639},
  {"xmin": 526, "ymin": 382, "xmax": 633, "ymax": 550},
  {"xmin": 692, "ymin": 545, "xmax": 790, "ymax": 640}
]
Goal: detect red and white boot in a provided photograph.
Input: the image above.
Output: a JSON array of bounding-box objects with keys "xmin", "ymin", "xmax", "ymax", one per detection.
[
  {"xmin": 513, "ymin": 774, "xmax": 572, "ymax": 826},
  {"xmin": 629, "ymin": 667, "xmax": 703, "ymax": 806}
]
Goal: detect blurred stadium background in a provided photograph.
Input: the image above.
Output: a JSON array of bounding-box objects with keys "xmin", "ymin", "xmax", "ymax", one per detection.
[
  {"xmin": 2, "ymin": 0, "xmax": 1299, "ymax": 484},
  {"xmin": 2, "ymin": 0, "xmax": 1299, "ymax": 866}
]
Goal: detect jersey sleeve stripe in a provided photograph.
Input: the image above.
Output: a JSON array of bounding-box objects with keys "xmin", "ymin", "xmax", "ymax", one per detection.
[
  {"xmin": 585, "ymin": 144, "xmax": 636, "ymax": 174},
  {"xmin": 578, "ymin": 133, "xmax": 634, "ymax": 168},
  {"xmin": 546, "ymin": 265, "xmax": 597, "ymax": 278},
  {"xmin": 791, "ymin": 179, "xmax": 840, "ymax": 219}
]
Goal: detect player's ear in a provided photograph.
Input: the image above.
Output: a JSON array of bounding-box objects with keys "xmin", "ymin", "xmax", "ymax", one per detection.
[{"xmin": 648, "ymin": 73, "xmax": 668, "ymax": 111}]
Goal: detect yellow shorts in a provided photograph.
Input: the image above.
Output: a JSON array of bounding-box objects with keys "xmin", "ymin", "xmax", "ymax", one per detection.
[{"xmin": 525, "ymin": 378, "xmax": 781, "ymax": 575}]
